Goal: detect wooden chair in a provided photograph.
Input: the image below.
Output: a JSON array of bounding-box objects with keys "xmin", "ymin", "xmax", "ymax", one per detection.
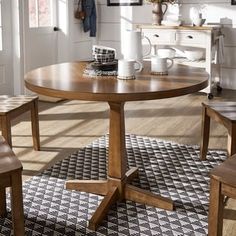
[
  {"xmin": 208, "ymin": 154, "xmax": 236, "ymax": 236},
  {"xmin": 0, "ymin": 95, "xmax": 40, "ymax": 150},
  {"xmin": 0, "ymin": 136, "xmax": 25, "ymax": 235},
  {"xmin": 200, "ymin": 102, "xmax": 236, "ymax": 160}
]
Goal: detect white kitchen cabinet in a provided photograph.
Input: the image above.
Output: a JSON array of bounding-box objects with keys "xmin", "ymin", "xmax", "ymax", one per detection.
[{"xmin": 137, "ymin": 25, "xmax": 223, "ymax": 99}]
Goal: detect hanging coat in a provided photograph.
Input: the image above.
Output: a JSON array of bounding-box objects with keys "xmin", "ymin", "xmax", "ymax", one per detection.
[{"xmin": 82, "ymin": 0, "xmax": 97, "ymax": 37}]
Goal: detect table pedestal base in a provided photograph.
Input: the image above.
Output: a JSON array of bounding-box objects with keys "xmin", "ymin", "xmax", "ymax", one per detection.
[{"xmin": 66, "ymin": 167, "xmax": 174, "ymax": 230}]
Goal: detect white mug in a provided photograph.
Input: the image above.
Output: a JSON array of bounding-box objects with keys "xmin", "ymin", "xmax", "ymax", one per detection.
[
  {"xmin": 117, "ymin": 59, "xmax": 142, "ymax": 80},
  {"xmin": 151, "ymin": 56, "xmax": 174, "ymax": 75}
]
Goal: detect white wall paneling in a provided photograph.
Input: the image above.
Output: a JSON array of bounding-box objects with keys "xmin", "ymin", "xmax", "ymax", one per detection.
[
  {"xmin": 0, "ymin": 65, "xmax": 5, "ymax": 85},
  {"xmin": 97, "ymin": 4, "xmax": 122, "ymax": 23},
  {"xmin": 27, "ymin": 33, "xmax": 58, "ymax": 70},
  {"xmin": 73, "ymin": 41, "xmax": 93, "ymax": 61},
  {"xmin": 222, "ymin": 26, "xmax": 236, "ymax": 47},
  {"xmin": 223, "ymin": 46, "xmax": 236, "ymax": 68},
  {"xmin": 221, "ymin": 68, "xmax": 236, "ymax": 88},
  {"xmin": 73, "ymin": 22, "xmax": 94, "ymax": 42},
  {"xmin": 72, "ymin": 0, "xmax": 95, "ymax": 61}
]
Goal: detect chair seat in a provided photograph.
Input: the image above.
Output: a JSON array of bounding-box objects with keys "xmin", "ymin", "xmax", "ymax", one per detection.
[
  {"xmin": 200, "ymin": 102, "xmax": 236, "ymax": 160},
  {"xmin": 0, "ymin": 137, "xmax": 22, "ymax": 174},
  {"xmin": 208, "ymin": 154, "xmax": 236, "ymax": 236},
  {"xmin": 0, "ymin": 95, "xmax": 40, "ymax": 150},
  {"xmin": 203, "ymin": 102, "xmax": 236, "ymax": 122},
  {"xmin": 0, "ymin": 136, "xmax": 25, "ymax": 235},
  {"xmin": 210, "ymin": 154, "xmax": 236, "ymax": 187},
  {"xmin": 0, "ymin": 95, "xmax": 38, "ymax": 115}
]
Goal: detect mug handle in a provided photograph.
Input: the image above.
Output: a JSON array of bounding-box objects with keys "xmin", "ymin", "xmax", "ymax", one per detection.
[
  {"xmin": 135, "ymin": 61, "xmax": 143, "ymax": 72},
  {"xmin": 167, "ymin": 58, "xmax": 174, "ymax": 69}
]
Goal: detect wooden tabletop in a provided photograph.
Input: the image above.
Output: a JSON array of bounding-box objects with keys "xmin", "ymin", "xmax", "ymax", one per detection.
[{"xmin": 24, "ymin": 61, "xmax": 208, "ymax": 102}]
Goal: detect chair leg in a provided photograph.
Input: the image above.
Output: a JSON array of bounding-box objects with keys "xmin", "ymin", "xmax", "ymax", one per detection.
[
  {"xmin": 0, "ymin": 188, "xmax": 7, "ymax": 217},
  {"xmin": 10, "ymin": 170, "xmax": 25, "ymax": 236},
  {"xmin": 0, "ymin": 115, "xmax": 12, "ymax": 148},
  {"xmin": 208, "ymin": 177, "xmax": 224, "ymax": 236},
  {"xmin": 31, "ymin": 99, "xmax": 40, "ymax": 151},
  {"xmin": 227, "ymin": 124, "xmax": 236, "ymax": 157},
  {"xmin": 200, "ymin": 106, "xmax": 210, "ymax": 160}
]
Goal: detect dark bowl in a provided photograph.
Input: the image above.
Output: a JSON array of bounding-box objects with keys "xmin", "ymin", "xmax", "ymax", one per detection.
[{"xmin": 90, "ymin": 60, "xmax": 118, "ymax": 71}]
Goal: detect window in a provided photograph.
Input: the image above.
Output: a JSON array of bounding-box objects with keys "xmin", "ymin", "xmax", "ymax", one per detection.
[{"xmin": 29, "ymin": 0, "xmax": 53, "ymax": 28}]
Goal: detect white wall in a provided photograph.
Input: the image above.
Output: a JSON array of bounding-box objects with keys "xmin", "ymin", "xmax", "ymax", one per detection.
[
  {"xmin": 72, "ymin": 0, "xmax": 96, "ymax": 61},
  {"xmin": 92, "ymin": 0, "xmax": 236, "ymax": 90}
]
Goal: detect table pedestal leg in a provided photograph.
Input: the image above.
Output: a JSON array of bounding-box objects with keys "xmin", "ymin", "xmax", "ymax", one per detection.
[
  {"xmin": 89, "ymin": 186, "xmax": 119, "ymax": 230},
  {"xmin": 65, "ymin": 101, "xmax": 174, "ymax": 230}
]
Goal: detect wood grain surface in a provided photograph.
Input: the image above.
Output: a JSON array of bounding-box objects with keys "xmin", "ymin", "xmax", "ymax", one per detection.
[{"xmin": 25, "ymin": 61, "xmax": 208, "ymax": 102}]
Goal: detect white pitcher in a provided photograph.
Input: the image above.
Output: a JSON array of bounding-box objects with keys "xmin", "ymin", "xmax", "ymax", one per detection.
[{"xmin": 122, "ymin": 30, "xmax": 152, "ymax": 64}]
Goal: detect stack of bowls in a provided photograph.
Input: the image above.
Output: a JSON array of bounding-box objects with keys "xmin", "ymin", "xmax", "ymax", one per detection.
[
  {"xmin": 92, "ymin": 45, "xmax": 116, "ymax": 64},
  {"xmin": 91, "ymin": 45, "xmax": 117, "ymax": 71}
]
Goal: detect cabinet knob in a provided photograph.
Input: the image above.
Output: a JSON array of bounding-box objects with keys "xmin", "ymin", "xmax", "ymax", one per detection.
[
  {"xmin": 154, "ymin": 34, "xmax": 159, "ymax": 38},
  {"xmin": 187, "ymin": 35, "xmax": 193, "ymax": 39},
  {"xmin": 53, "ymin": 27, "xmax": 60, "ymax": 31}
]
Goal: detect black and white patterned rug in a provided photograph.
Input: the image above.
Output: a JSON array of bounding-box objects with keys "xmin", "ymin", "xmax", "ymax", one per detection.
[{"xmin": 0, "ymin": 134, "xmax": 227, "ymax": 236}]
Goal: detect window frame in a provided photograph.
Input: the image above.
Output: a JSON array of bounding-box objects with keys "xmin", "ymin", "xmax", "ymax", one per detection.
[{"xmin": 28, "ymin": 0, "xmax": 56, "ymax": 29}]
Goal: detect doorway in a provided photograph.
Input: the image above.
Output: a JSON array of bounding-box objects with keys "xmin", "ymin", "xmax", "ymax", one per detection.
[{"xmin": 23, "ymin": 0, "xmax": 58, "ymax": 73}]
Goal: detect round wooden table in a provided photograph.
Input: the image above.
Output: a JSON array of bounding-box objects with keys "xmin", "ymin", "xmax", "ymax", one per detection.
[{"xmin": 25, "ymin": 61, "xmax": 208, "ymax": 230}]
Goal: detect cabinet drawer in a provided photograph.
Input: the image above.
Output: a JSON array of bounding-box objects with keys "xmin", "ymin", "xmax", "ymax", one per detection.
[
  {"xmin": 142, "ymin": 29, "xmax": 175, "ymax": 45},
  {"xmin": 175, "ymin": 31, "xmax": 206, "ymax": 46}
]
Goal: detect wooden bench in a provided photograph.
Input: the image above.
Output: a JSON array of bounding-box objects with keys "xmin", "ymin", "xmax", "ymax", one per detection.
[
  {"xmin": 0, "ymin": 136, "xmax": 25, "ymax": 235},
  {"xmin": 200, "ymin": 102, "xmax": 236, "ymax": 160},
  {"xmin": 208, "ymin": 154, "xmax": 236, "ymax": 236},
  {"xmin": 0, "ymin": 95, "xmax": 40, "ymax": 150}
]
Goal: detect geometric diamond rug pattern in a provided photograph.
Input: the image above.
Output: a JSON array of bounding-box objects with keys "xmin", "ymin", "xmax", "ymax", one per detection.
[{"xmin": 0, "ymin": 134, "xmax": 227, "ymax": 236}]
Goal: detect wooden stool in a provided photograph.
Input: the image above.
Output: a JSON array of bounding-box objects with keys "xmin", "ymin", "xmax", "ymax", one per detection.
[
  {"xmin": 200, "ymin": 102, "xmax": 236, "ymax": 160},
  {"xmin": 208, "ymin": 154, "xmax": 236, "ymax": 236},
  {"xmin": 0, "ymin": 136, "xmax": 25, "ymax": 235},
  {"xmin": 0, "ymin": 95, "xmax": 40, "ymax": 150}
]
